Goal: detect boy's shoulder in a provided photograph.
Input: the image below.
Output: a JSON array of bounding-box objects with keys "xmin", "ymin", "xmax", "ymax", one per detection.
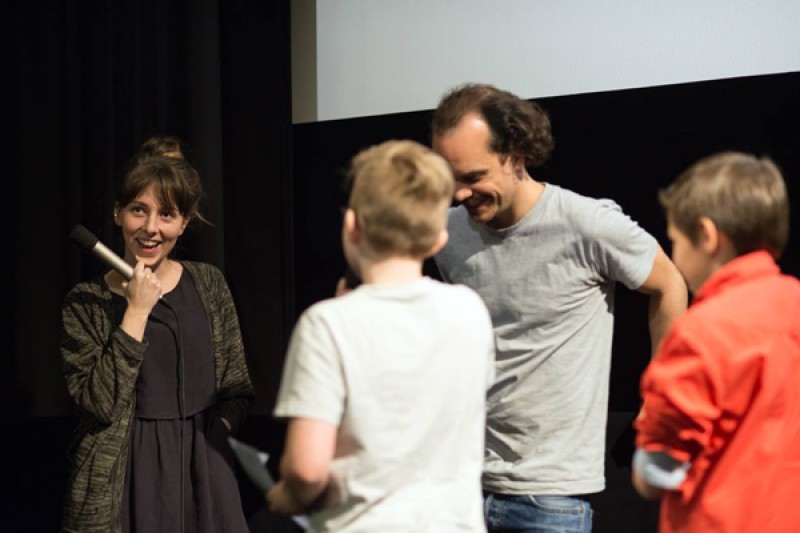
[
  {"xmin": 671, "ymin": 269, "xmax": 800, "ymax": 351},
  {"xmin": 303, "ymin": 278, "xmax": 488, "ymax": 319}
]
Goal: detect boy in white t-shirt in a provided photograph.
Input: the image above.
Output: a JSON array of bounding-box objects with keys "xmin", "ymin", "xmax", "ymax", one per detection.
[{"xmin": 267, "ymin": 140, "xmax": 495, "ymax": 532}]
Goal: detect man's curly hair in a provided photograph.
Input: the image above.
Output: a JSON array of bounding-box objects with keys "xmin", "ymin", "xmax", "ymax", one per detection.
[{"xmin": 431, "ymin": 83, "xmax": 555, "ymax": 167}]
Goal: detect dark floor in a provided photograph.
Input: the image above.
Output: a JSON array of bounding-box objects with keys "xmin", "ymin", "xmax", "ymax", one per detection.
[{"xmin": 3, "ymin": 412, "xmax": 658, "ymax": 532}]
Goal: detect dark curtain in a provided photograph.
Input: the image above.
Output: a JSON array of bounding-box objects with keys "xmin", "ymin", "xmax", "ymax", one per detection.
[{"xmin": 12, "ymin": 0, "xmax": 292, "ymax": 417}]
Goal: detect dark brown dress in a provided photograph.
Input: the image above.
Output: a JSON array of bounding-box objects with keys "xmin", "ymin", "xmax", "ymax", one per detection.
[{"xmin": 118, "ymin": 271, "xmax": 249, "ymax": 533}]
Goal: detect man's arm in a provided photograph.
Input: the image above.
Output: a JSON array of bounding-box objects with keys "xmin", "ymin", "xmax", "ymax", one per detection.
[
  {"xmin": 267, "ymin": 417, "xmax": 337, "ymax": 515},
  {"xmin": 636, "ymin": 246, "xmax": 688, "ymax": 355}
]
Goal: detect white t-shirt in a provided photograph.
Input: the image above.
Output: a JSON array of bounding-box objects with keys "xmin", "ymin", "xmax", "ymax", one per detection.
[
  {"xmin": 274, "ymin": 277, "xmax": 495, "ymax": 532},
  {"xmin": 436, "ymin": 184, "xmax": 658, "ymax": 495}
]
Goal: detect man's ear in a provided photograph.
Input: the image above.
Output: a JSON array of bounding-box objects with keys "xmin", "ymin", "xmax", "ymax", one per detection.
[
  {"xmin": 697, "ymin": 216, "xmax": 720, "ymax": 255},
  {"xmin": 424, "ymin": 229, "xmax": 449, "ymax": 258},
  {"xmin": 512, "ymin": 158, "xmax": 527, "ymax": 181},
  {"xmin": 501, "ymin": 155, "xmax": 524, "ymax": 181}
]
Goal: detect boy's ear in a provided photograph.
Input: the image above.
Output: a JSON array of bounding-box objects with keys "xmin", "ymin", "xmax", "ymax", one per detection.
[
  {"xmin": 343, "ymin": 208, "xmax": 361, "ymax": 244},
  {"xmin": 424, "ymin": 229, "xmax": 449, "ymax": 258},
  {"xmin": 697, "ymin": 216, "xmax": 720, "ymax": 255}
]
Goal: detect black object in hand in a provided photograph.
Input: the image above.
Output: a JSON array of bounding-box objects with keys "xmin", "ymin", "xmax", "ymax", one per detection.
[
  {"xmin": 344, "ymin": 267, "xmax": 361, "ymax": 289},
  {"xmin": 69, "ymin": 224, "xmax": 134, "ymax": 280}
]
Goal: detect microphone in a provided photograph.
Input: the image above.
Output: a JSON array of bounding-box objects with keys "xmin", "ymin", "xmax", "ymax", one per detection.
[{"xmin": 69, "ymin": 224, "xmax": 134, "ymax": 281}]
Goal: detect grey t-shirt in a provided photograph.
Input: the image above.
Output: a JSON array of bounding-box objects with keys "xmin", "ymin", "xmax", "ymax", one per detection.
[
  {"xmin": 435, "ymin": 183, "xmax": 657, "ymax": 495},
  {"xmin": 274, "ymin": 278, "xmax": 495, "ymax": 532}
]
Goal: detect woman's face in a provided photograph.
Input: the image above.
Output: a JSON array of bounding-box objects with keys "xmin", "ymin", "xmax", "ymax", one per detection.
[{"xmin": 115, "ymin": 184, "xmax": 187, "ymax": 272}]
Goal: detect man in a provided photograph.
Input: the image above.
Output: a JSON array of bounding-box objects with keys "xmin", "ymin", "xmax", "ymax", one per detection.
[{"xmin": 431, "ymin": 83, "xmax": 688, "ymax": 532}]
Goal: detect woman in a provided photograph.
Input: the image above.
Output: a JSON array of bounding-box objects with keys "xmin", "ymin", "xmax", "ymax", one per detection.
[{"xmin": 61, "ymin": 137, "xmax": 254, "ymax": 532}]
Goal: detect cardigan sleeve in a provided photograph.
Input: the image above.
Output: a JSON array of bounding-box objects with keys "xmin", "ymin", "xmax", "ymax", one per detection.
[
  {"xmin": 61, "ymin": 282, "xmax": 147, "ymax": 425},
  {"xmin": 206, "ymin": 266, "xmax": 255, "ymax": 432}
]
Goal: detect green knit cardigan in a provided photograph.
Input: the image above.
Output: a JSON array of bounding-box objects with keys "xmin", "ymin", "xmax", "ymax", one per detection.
[{"xmin": 60, "ymin": 261, "xmax": 255, "ymax": 532}]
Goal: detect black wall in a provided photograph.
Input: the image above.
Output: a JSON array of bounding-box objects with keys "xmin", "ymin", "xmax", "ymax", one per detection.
[{"xmin": 293, "ymin": 71, "xmax": 800, "ymax": 412}]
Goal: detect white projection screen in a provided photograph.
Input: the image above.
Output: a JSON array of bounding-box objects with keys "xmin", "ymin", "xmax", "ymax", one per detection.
[{"xmin": 292, "ymin": 0, "xmax": 800, "ymax": 123}]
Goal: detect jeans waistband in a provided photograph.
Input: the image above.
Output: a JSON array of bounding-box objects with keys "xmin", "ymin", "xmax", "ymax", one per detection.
[{"xmin": 484, "ymin": 491, "xmax": 594, "ymax": 501}]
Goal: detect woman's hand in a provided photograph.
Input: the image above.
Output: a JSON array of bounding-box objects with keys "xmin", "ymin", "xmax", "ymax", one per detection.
[
  {"xmin": 123, "ymin": 262, "xmax": 162, "ymax": 312},
  {"xmin": 119, "ymin": 262, "xmax": 162, "ymax": 341}
]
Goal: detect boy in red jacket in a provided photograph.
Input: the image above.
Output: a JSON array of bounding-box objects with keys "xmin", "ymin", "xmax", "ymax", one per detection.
[{"xmin": 633, "ymin": 151, "xmax": 800, "ymax": 532}]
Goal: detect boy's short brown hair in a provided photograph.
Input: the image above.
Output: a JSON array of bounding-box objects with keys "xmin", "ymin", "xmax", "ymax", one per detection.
[
  {"xmin": 659, "ymin": 151, "xmax": 789, "ymax": 259},
  {"xmin": 347, "ymin": 140, "xmax": 454, "ymax": 257}
]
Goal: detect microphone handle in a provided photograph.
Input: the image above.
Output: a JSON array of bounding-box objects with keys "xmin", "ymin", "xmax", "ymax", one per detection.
[{"xmin": 93, "ymin": 241, "xmax": 134, "ymax": 280}]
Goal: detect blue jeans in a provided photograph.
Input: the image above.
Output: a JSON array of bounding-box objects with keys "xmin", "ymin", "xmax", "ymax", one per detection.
[{"xmin": 484, "ymin": 492, "xmax": 592, "ymax": 532}]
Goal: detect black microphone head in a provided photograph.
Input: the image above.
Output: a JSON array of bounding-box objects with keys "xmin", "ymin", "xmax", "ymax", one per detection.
[
  {"xmin": 344, "ymin": 266, "xmax": 362, "ymax": 289},
  {"xmin": 69, "ymin": 224, "xmax": 99, "ymax": 250}
]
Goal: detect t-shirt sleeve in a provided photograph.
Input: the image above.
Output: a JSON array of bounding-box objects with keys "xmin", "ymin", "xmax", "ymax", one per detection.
[
  {"xmin": 588, "ymin": 199, "xmax": 658, "ymax": 290},
  {"xmin": 635, "ymin": 327, "xmax": 719, "ymax": 464},
  {"xmin": 273, "ymin": 305, "xmax": 346, "ymax": 426}
]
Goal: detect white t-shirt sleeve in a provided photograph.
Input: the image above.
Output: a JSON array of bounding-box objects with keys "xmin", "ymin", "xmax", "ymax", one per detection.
[
  {"xmin": 633, "ymin": 448, "xmax": 691, "ymax": 490},
  {"xmin": 273, "ymin": 305, "xmax": 345, "ymax": 426}
]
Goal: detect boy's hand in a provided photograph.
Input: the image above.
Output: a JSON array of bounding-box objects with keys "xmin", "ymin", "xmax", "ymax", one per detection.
[
  {"xmin": 267, "ymin": 480, "xmax": 305, "ymax": 515},
  {"xmin": 336, "ymin": 267, "xmax": 362, "ymax": 296},
  {"xmin": 335, "ymin": 277, "xmax": 352, "ymax": 297}
]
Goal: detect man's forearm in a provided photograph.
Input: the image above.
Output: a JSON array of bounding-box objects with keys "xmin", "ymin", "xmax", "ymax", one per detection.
[{"xmin": 648, "ymin": 284, "xmax": 687, "ymax": 355}]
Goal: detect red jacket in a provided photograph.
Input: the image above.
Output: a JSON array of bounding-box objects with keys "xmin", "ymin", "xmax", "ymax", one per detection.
[{"xmin": 636, "ymin": 251, "xmax": 800, "ymax": 533}]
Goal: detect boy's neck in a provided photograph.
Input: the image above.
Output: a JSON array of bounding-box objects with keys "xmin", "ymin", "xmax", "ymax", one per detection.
[{"xmin": 358, "ymin": 255, "xmax": 425, "ymax": 286}]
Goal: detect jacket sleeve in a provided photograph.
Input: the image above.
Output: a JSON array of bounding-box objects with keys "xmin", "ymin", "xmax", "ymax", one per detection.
[
  {"xmin": 635, "ymin": 328, "xmax": 720, "ymax": 464},
  {"xmin": 209, "ymin": 268, "xmax": 255, "ymax": 432},
  {"xmin": 61, "ymin": 283, "xmax": 146, "ymax": 425}
]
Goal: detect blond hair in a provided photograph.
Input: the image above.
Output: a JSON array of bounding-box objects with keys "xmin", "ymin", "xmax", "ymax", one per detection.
[
  {"xmin": 347, "ymin": 140, "xmax": 454, "ymax": 257},
  {"xmin": 660, "ymin": 151, "xmax": 789, "ymax": 259}
]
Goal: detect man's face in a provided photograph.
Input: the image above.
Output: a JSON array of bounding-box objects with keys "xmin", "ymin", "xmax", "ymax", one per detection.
[
  {"xmin": 432, "ymin": 113, "xmax": 521, "ymax": 229},
  {"xmin": 667, "ymin": 218, "xmax": 712, "ymax": 295}
]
